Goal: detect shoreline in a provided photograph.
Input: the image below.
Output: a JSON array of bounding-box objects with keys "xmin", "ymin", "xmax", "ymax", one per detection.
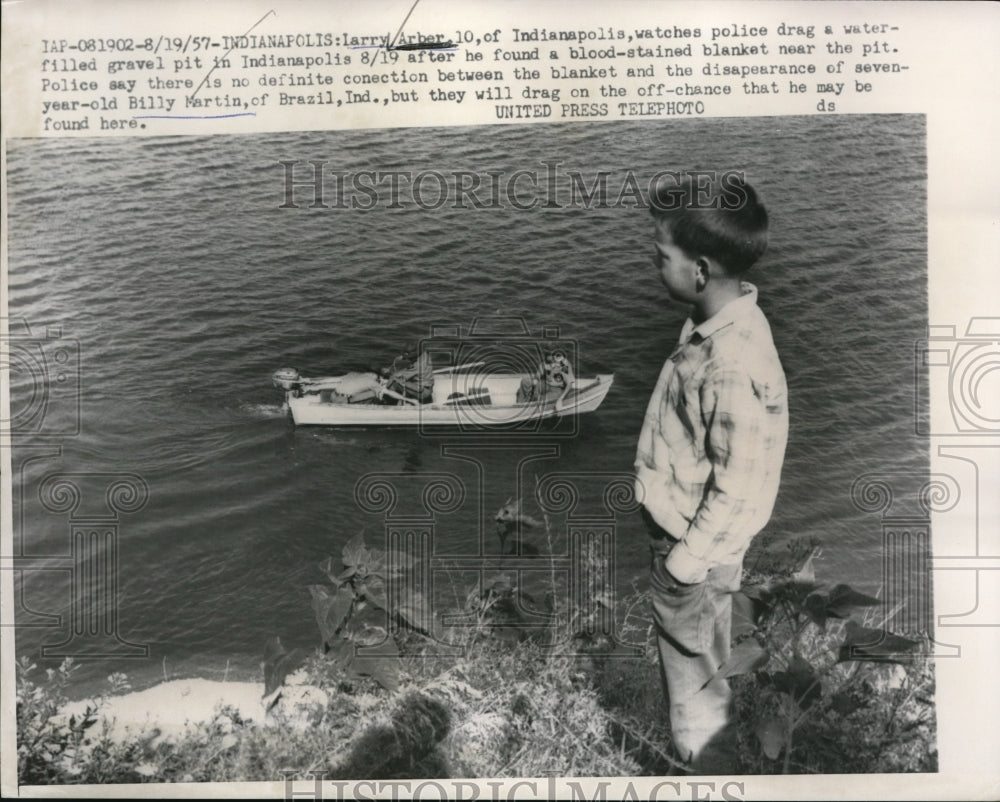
[
  {"xmin": 61, "ymin": 678, "xmax": 267, "ymax": 744},
  {"xmin": 55, "ymin": 653, "xmax": 268, "ymax": 704},
  {"xmin": 59, "ymin": 669, "xmax": 329, "ymax": 747}
]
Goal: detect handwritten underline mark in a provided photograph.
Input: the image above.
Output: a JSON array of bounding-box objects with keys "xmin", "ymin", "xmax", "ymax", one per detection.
[{"xmin": 131, "ymin": 113, "xmax": 257, "ymax": 120}]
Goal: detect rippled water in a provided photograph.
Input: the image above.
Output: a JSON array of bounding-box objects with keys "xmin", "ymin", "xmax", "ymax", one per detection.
[{"xmin": 6, "ymin": 115, "xmax": 928, "ymax": 695}]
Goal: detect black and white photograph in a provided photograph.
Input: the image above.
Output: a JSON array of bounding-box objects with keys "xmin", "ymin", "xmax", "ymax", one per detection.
[
  {"xmin": 2, "ymin": 2, "xmax": 997, "ymax": 800},
  {"xmin": 5, "ymin": 112, "xmax": 936, "ymax": 780}
]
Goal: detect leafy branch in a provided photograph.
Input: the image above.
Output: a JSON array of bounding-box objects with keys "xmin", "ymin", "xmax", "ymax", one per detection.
[
  {"xmin": 714, "ymin": 547, "xmax": 923, "ymax": 771},
  {"xmin": 306, "ymin": 533, "xmax": 431, "ymax": 692}
]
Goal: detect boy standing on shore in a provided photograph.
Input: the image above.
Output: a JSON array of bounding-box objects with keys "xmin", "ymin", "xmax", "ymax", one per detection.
[{"xmin": 635, "ymin": 173, "xmax": 788, "ymax": 772}]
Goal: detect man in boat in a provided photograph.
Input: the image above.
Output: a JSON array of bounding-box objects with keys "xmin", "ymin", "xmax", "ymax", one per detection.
[
  {"xmin": 384, "ymin": 348, "xmax": 410, "ymax": 375},
  {"xmin": 517, "ymin": 349, "xmax": 575, "ymax": 404},
  {"xmin": 386, "ymin": 349, "xmax": 434, "ymax": 403},
  {"xmin": 543, "ymin": 350, "xmax": 574, "ymax": 399},
  {"xmin": 635, "ymin": 173, "xmax": 787, "ymax": 773}
]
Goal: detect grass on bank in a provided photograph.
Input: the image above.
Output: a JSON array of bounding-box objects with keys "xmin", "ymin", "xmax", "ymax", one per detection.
[{"xmin": 16, "ymin": 538, "xmax": 937, "ymax": 784}]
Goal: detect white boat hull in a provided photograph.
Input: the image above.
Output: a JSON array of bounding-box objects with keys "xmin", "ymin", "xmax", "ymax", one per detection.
[{"xmin": 284, "ymin": 373, "xmax": 614, "ymax": 427}]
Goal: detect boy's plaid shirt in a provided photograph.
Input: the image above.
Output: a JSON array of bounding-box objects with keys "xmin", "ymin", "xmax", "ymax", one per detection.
[{"xmin": 635, "ymin": 283, "xmax": 789, "ymax": 584}]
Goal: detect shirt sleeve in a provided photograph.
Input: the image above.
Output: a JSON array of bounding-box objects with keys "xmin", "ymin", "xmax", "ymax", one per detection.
[{"xmin": 664, "ymin": 363, "xmax": 773, "ymax": 584}]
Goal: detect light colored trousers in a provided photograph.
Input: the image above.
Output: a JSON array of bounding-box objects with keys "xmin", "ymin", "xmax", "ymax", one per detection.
[{"xmin": 649, "ymin": 539, "xmax": 743, "ymax": 772}]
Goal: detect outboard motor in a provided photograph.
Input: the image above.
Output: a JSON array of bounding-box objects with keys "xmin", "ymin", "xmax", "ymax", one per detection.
[{"xmin": 272, "ymin": 367, "xmax": 303, "ymax": 394}]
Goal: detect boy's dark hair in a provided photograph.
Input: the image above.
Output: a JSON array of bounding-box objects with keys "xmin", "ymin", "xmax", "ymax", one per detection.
[{"xmin": 649, "ymin": 172, "xmax": 768, "ymax": 274}]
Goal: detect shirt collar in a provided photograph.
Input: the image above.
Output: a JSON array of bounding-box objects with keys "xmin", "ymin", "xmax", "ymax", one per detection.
[{"xmin": 679, "ymin": 282, "xmax": 759, "ymax": 343}]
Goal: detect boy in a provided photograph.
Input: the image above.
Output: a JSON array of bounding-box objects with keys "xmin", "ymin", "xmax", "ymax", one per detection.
[{"xmin": 634, "ymin": 173, "xmax": 788, "ymax": 772}]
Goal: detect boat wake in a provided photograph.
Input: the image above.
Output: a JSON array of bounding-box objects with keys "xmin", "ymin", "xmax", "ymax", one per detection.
[{"xmin": 239, "ymin": 402, "xmax": 289, "ymax": 418}]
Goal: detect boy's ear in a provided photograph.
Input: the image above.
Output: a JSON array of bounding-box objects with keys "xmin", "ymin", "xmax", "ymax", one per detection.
[{"xmin": 695, "ymin": 257, "xmax": 710, "ymax": 292}]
